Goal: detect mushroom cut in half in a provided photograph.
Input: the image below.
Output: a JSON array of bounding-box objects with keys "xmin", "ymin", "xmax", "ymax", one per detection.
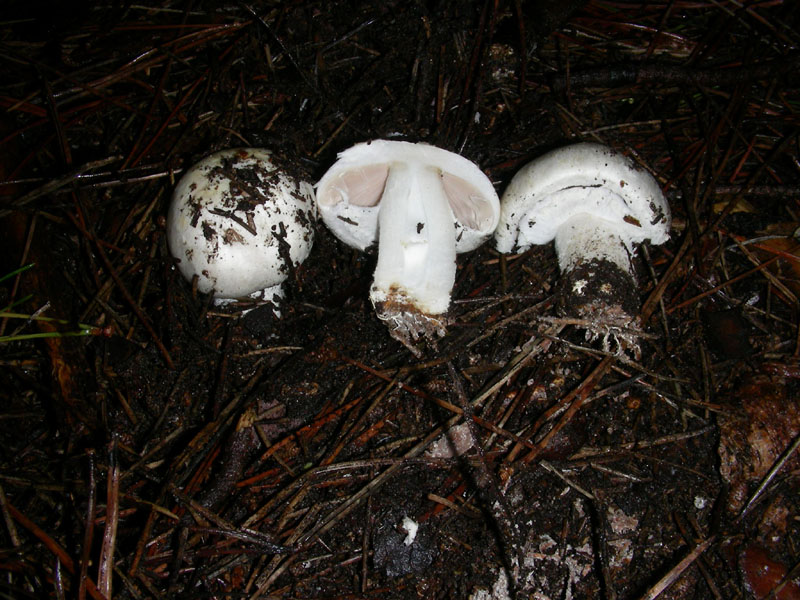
[
  {"xmin": 167, "ymin": 148, "xmax": 316, "ymax": 308},
  {"xmin": 316, "ymin": 140, "xmax": 500, "ymax": 355},
  {"xmin": 495, "ymin": 143, "xmax": 670, "ymax": 354}
]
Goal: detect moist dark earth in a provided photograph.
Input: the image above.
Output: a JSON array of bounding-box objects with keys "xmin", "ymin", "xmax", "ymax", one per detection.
[{"xmin": 1, "ymin": 2, "xmax": 799, "ymax": 599}]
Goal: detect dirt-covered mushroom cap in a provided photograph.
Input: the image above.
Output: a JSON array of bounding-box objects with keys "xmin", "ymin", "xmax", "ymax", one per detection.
[
  {"xmin": 316, "ymin": 139, "xmax": 500, "ymax": 353},
  {"xmin": 167, "ymin": 148, "xmax": 316, "ymax": 304}
]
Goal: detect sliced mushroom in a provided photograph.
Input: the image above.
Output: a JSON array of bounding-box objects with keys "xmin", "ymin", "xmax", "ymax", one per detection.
[{"xmin": 316, "ymin": 140, "xmax": 499, "ymax": 354}]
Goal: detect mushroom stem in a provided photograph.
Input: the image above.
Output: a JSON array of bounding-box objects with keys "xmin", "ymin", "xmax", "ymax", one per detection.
[
  {"xmin": 370, "ymin": 161, "xmax": 456, "ymax": 345},
  {"xmin": 554, "ymin": 213, "xmax": 634, "ymax": 276},
  {"xmin": 554, "ymin": 213, "xmax": 641, "ymax": 332}
]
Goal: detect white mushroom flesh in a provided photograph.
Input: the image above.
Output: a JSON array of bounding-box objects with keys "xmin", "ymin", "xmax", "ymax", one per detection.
[{"xmin": 370, "ymin": 160, "xmax": 457, "ymax": 315}]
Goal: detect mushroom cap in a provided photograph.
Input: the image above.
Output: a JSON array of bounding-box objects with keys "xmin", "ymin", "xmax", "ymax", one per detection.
[
  {"xmin": 315, "ymin": 139, "xmax": 500, "ymax": 253},
  {"xmin": 167, "ymin": 148, "xmax": 316, "ymax": 300},
  {"xmin": 494, "ymin": 143, "xmax": 670, "ymax": 253}
]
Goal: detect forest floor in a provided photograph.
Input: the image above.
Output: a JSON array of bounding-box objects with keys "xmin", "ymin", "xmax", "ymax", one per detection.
[{"xmin": 1, "ymin": 1, "xmax": 799, "ymax": 598}]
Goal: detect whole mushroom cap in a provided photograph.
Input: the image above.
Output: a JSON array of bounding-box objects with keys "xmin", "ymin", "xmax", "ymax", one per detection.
[
  {"xmin": 167, "ymin": 148, "xmax": 316, "ymax": 301},
  {"xmin": 494, "ymin": 142, "xmax": 670, "ymax": 254},
  {"xmin": 315, "ymin": 139, "xmax": 500, "ymax": 253}
]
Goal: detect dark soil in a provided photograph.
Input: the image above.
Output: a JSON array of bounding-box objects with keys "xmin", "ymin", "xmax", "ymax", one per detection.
[{"xmin": 1, "ymin": 2, "xmax": 799, "ymax": 599}]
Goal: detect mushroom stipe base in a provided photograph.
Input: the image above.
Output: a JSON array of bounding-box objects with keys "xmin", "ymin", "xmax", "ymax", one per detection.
[
  {"xmin": 558, "ymin": 257, "xmax": 644, "ymax": 357},
  {"xmin": 373, "ymin": 291, "xmax": 447, "ymax": 357}
]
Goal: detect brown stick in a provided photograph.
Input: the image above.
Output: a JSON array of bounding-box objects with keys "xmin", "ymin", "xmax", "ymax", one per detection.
[{"xmin": 7, "ymin": 502, "xmax": 107, "ymax": 600}]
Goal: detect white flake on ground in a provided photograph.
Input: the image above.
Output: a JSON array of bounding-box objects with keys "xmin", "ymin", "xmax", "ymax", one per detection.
[{"xmin": 401, "ymin": 516, "xmax": 418, "ymax": 546}]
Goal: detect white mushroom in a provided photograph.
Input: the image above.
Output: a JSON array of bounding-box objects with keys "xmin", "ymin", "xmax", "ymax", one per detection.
[
  {"xmin": 316, "ymin": 140, "xmax": 500, "ymax": 354},
  {"xmin": 495, "ymin": 142, "xmax": 670, "ymax": 351},
  {"xmin": 167, "ymin": 148, "xmax": 316, "ymax": 307}
]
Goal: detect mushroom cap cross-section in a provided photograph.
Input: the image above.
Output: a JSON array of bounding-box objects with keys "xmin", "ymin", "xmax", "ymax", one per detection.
[
  {"xmin": 167, "ymin": 148, "xmax": 316, "ymax": 306},
  {"xmin": 495, "ymin": 142, "xmax": 671, "ymax": 354},
  {"xmin": 316, "ymin": 140, "xmax": 500, "ymax": 354}
]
